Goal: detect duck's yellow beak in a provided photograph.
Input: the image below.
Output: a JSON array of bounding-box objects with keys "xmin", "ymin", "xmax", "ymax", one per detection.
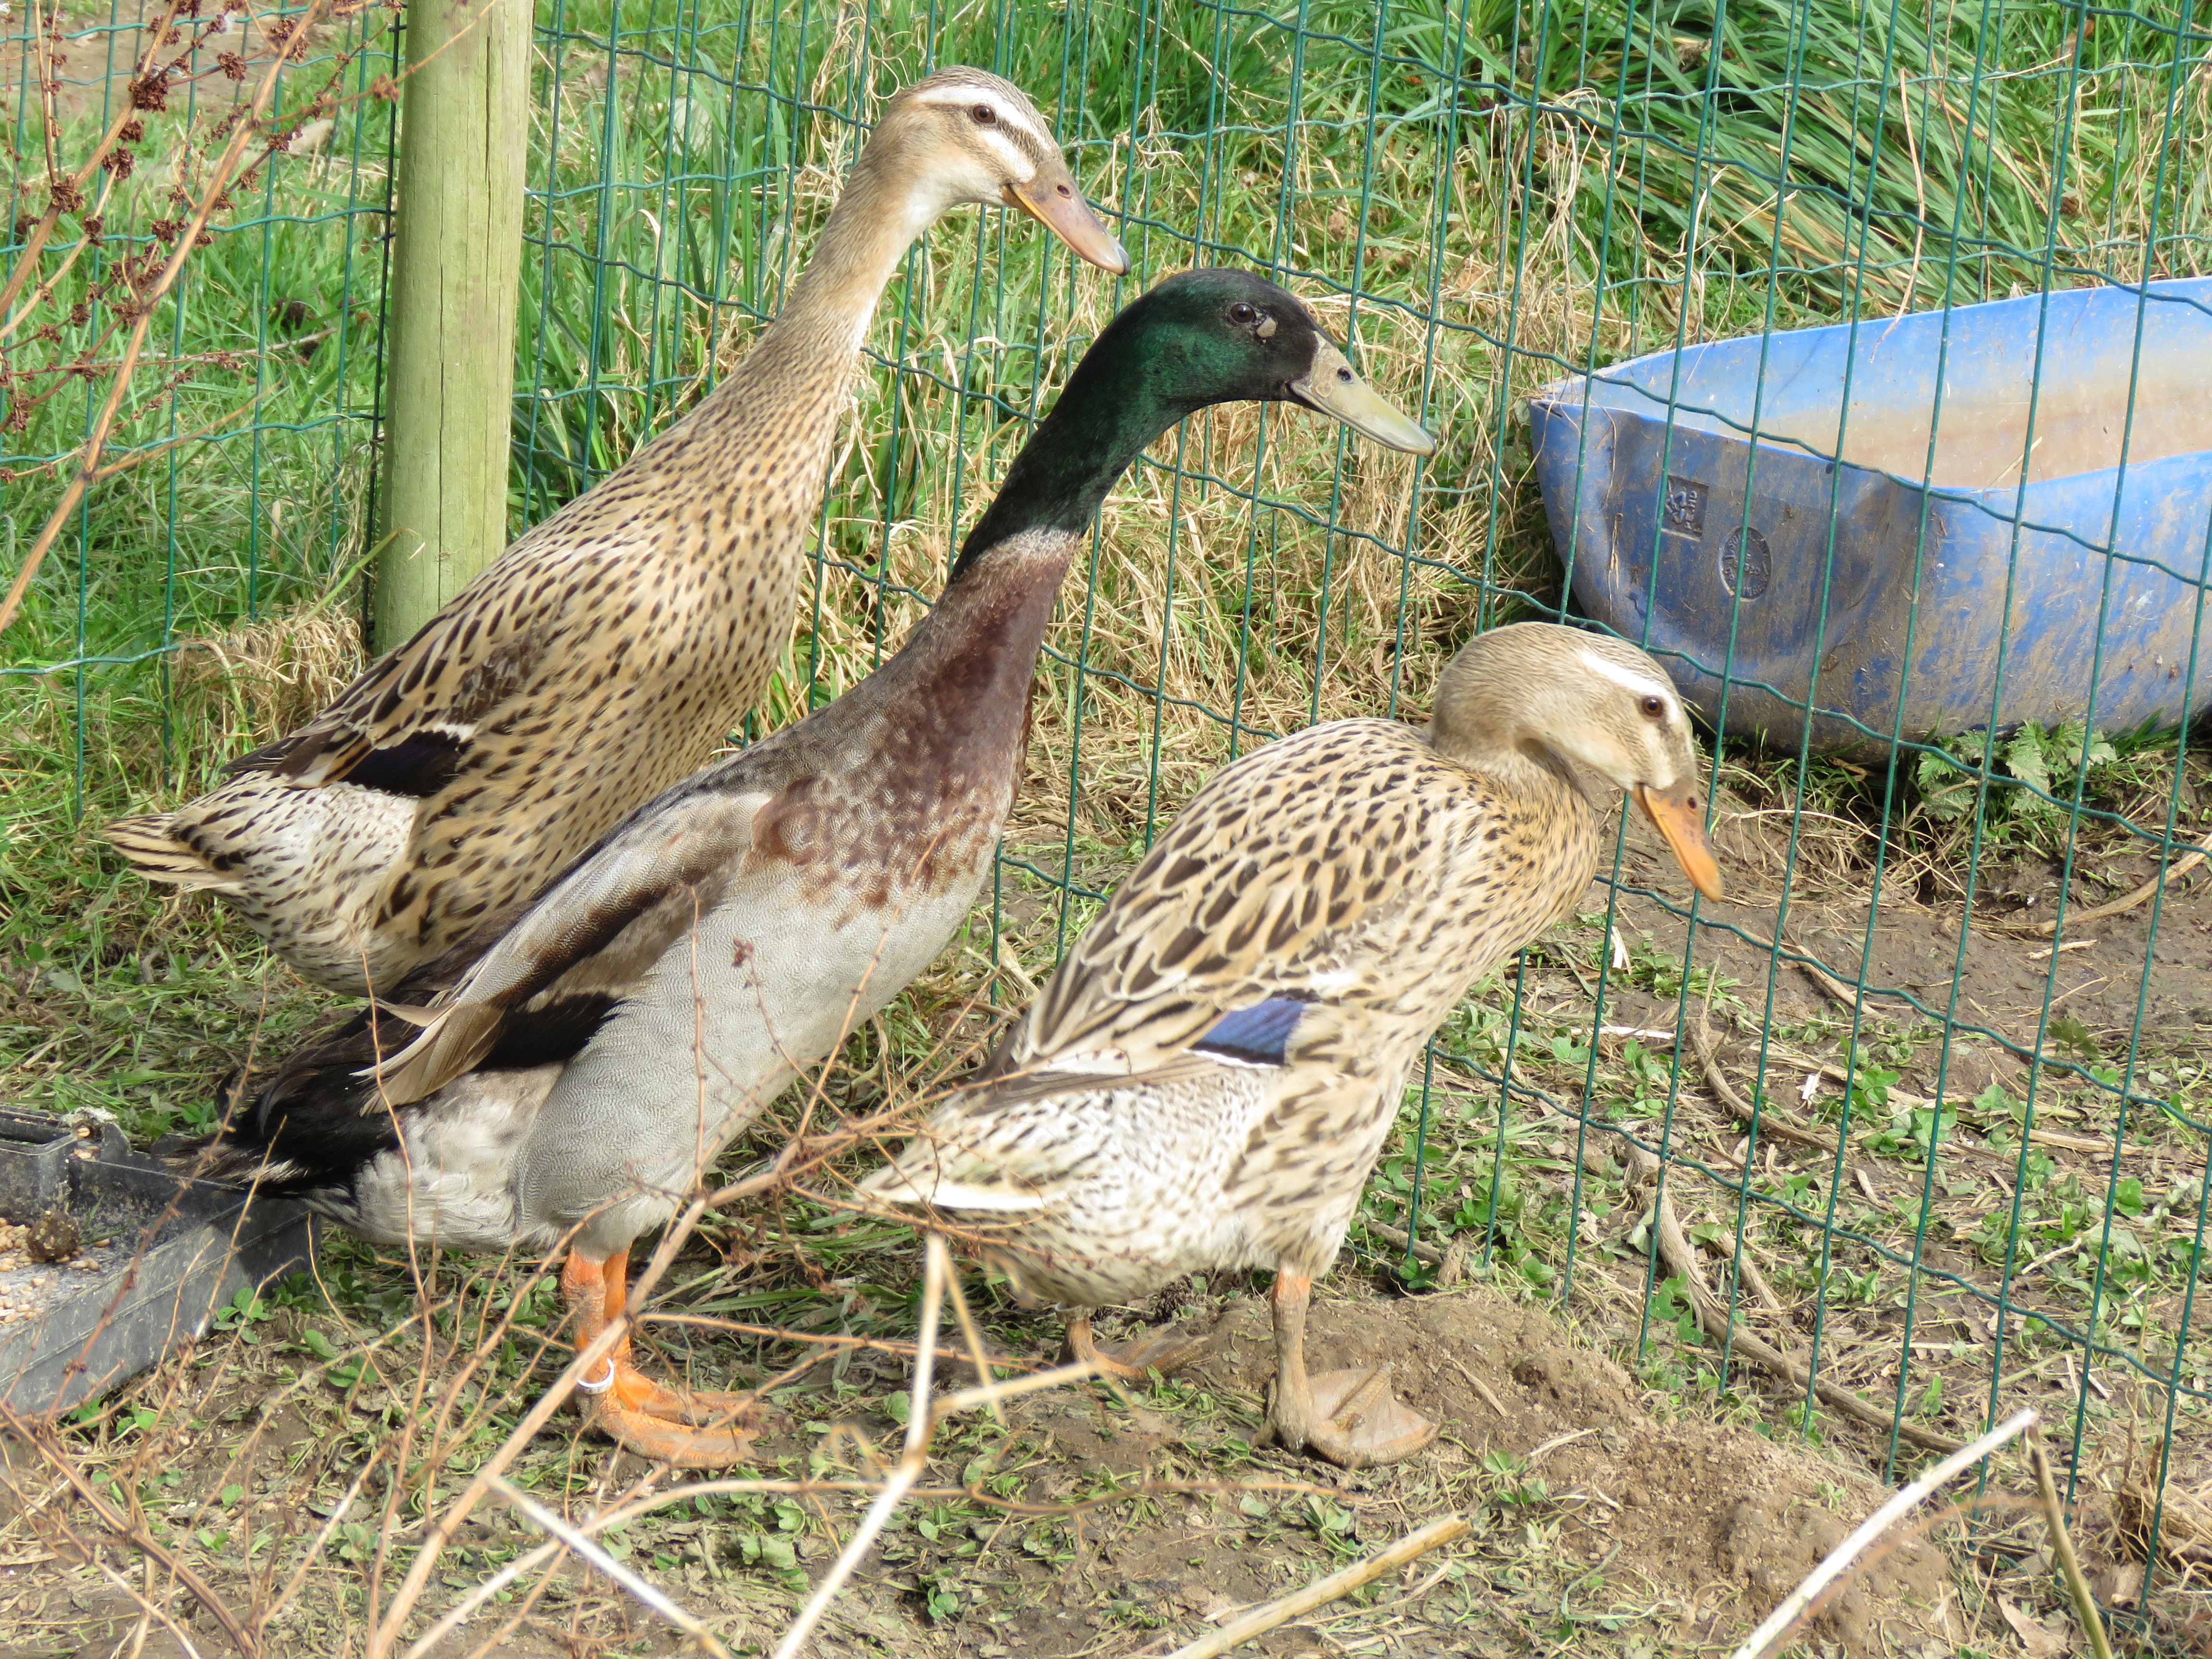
[
  {"xmin": 1002, "ymin": 168, "xmax": 1129, "ymax": 275},
  {"xmin": 1289, "ymin": 339, "xmax": 1437, "ymax": 455},
  {"xmin": 1634, "ymin": 779, "xmax": 1724, "ymax": 902}
]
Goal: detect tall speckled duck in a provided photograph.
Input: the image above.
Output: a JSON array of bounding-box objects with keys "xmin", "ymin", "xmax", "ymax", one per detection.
[
  {"xmin": 108, "ymin": 68, "xmax": 1127, "ymax": 997},
  {"xmin": 859, "ymin": 623, "xmax": 1724, "ymax": 1469},
  {"xmin": 193, "ymin": 271, "xmax": 1435, "ymax": 1465}
]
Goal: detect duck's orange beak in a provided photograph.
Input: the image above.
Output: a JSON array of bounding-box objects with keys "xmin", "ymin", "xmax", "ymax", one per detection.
[
  {"xmin": 1634, "ymin": 779, "xmax": 1724, "ymax": 902},
  {"xmin": 1002, "ymin": 166, "xmax": 1128, "ymax": 274}
]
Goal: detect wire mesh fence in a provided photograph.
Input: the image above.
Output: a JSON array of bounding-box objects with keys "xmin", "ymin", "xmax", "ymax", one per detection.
[
  {"xmin": 4, "ymin": 0, "xmax": 396, "ymax": 821},
  {"xmin": 6, "ymin": 0, "xmax": 2212, "ymax": 1633}
]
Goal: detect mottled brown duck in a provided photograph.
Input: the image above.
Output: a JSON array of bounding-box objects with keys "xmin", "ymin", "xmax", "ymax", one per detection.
[
  {"xmin": 108, "ymin": 67, "xmax": 1126, "ymax": 997},
  {"xmin": 859, "ymin": 622, "xmax": 1724, "ymax": 1469},
  {"xmin": 192, "ymin": 270, "xmax": 1434, "ymax": 1465}
]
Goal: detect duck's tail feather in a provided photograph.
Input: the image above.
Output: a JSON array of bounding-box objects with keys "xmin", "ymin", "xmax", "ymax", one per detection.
[
  {"xmin": 365, "ymin": 1001, "xmax": 504, "ymax": 1104},
  {"xmin": 167, "ymin": 1131, "xmax": 310, "ymax": 1191},
  {"xmin": 105, "ymin": 813, "xmax": 240, "ymax": 892},
  {"xmin": 192, "ymin": 1006, "xmax": 408, "ymax": 1196}
]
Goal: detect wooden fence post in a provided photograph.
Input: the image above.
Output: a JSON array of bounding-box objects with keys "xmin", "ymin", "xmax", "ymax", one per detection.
[{"xmin": 374, "ymin": 0, "xmax": 532, "ymax": 651}]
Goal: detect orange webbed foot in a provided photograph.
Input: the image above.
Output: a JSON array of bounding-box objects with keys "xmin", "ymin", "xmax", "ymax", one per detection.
[{"xmin": 562, "ymin": 1249, "xmax": 763, "ymax": 1467}]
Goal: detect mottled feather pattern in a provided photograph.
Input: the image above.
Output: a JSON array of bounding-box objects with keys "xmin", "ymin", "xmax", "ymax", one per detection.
[
  {"xmin": 871, "ymin": 1058, "xmax": 1286, "ymax": 1306},
  {"xmin": 112, "ymin": 347, "xmax": 849, "ymax": 995},
  {"xmin": 204, "ymin": 534, "xmax": 1074, "ymax": 1249},
  {"xmin": 192, "ymin": 264, "xmax": 1469, "ymax": 1329},
  {"xmin": 1004, "ymin": 720, "xmax": 1592, "ymax": 1075},
  {"xmin": 102, "ymin": 76, "xmax": 1042, "ymax": 996},
  {"xmin": 870, "ymin": 716, "xmax": 1605, "ymax": 1305}
]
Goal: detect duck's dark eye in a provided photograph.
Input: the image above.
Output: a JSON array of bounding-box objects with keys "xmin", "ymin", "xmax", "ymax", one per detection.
[
  {"xmin": 971, "ymin": 103, "xmax": 997, "ymax": 125},
  {"xmin": 1640, "ymin": 694, "xmax": 1667, "ymax": 718},
  {"xmin": 1229, "ymin": 301, "xmax": 1258, "ymax": 325}
]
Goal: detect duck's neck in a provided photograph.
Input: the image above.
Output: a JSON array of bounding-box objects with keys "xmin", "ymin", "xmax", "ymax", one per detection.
[
  {"xmin": 853, "ymin": 349, "xmax": 1202, "ymax": 767},
  {"xmin": 863, "ymin": 531, "xmax": 1078, "ymax": 742},
  {"xmin": 739, "ymin": 156, "xmax": 946, "ymax": 382},
  {"xmin": 951, "ymin": 341, "xmax": 1198, "ymax": 577},
  {"xmin": 666, "ymin": 148, "xmax": 945, "ymax": 452},
  {"xmin": 1433, "ymin": 715, "xmax": 1592, "ymax": 817}
]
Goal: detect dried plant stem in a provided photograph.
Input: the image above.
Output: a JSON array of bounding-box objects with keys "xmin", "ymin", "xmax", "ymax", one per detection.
[
  {"xmin": 2022, "ymin": 829, "xmax": 2212, "ymax": 935},
  {"xmin": 8, "ymin": 1411, "xmax": 262, "ymax": 1658},
  {"xmin": 487, "ymin": 1475, "xmax": 734, "ymax": 1657},
  {"xmin": 940, "ymin": 1251, "xmax": 1004, "ymax": 1414},
  {"xmin": 0, "ymin": 173, "xmax": 117, "ymax": 341},
  {"xmin": 1728, "ymin": 1406, "xmax": 2038, "ymax": 1659},
  {"xmin": 644, "ymin": 1314, "xmax": 1023, "ymax": 1368},
  {"xmin": 398, "ymin": 1537, "xmax": 567, "ymax": 1659},
  {"xmin": 397, "ymin": 1472, "xmax": 660, "ymax": 1659},
  {"xmin": 0, "ymin": 0, "xmax": 186, "ymax": 332},
  {"xmin": 2029, "ymin": 1434, "xmax": 2117, "ymax": 1659},
  {"xmin": 0, "ymin": 0, "xmax": 327, "ymax": 637},
  {"xmin": 365, "ymin": 1199, "xmax": 709, "ymax": 1659},
  {"xmin": 1648, "ymin": 1184, "xmax": 1965, "ymax": 1454},
  {"xmin": 1162, "ymin": 1512, "xmax": 1471, "ymax": 1659},
  {"xmin": 88, "ymin": 1552, "xmax": 207, "ymax": 1659},
  {"xmin": 255, "ymin": 1458, "xmax": 382, "ymax": 1641},
  {"xmin": 770, "ymin": 1233, "xmax": 950, "ymax": 1659},
  {"xmin": 1362, "ymin": 1217, "xmax": 1447, "ymax": 1265},
  {"xmin": 417, "ymin": 1440, "xmax": 1207, "ymax": 1659},
  {"xmin": 1688, "ymin": 1010, "xmax": 1840, "ymax": 1153}
]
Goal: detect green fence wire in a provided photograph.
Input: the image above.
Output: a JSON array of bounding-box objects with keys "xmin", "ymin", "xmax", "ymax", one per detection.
[
  {"xmin": 4, "ymin": 0, "xmax": 397, "ymax": 802},
  {"xmin": 6, "ymin": 0, "xmax": 2210, "ymax": 1629}
]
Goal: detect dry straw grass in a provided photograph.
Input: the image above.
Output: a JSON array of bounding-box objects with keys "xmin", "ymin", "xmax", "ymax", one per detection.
[
  {"xmin": 2117, "ymin": 1435, "xmax": 2212, "ymax": 1573},
  {"xmin": 167, "ymin": 603, "xmax": 366, "ymax": 772}
]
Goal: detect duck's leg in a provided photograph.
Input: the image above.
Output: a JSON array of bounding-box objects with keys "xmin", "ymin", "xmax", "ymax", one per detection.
[
  {"xmin": 1064, "ymin": 1311, "xmax": 1228, "ymax": 1381},
  {"xmin": 561, "ymin": 1250, "xmax": 761, "ymax": 1465},
  {"xmin": 1266, "ymin": 1271, "xmax": 1436, "ymax": 1470}
]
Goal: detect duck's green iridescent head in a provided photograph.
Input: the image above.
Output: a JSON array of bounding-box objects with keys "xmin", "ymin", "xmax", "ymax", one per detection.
[
  {"xmin": 958, "ymin": 269, "xmax": 1435, "ymax": 563},
  {"xmin": 1092, "ymin": 269, "xmax": 1437, "ymax": 453}
]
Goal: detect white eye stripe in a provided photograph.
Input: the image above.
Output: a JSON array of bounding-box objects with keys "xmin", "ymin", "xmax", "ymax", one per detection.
[
  {"xmin": 1577, "ymin": 647, "xmax": 1676, "ymax": 709},
  {"xmin": 912, "ymin": 87, "xmax": 1038, "ymax": 127},
  {"xmin": 974, "ymin": 124, "xmax": 1035, "ymax": 172}
]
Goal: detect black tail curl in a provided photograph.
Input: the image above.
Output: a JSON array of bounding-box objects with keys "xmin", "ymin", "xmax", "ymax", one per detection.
[
  {"xmin": 180, "ymin": 1001, "xmax": 415, "ymax": 1195},
  {"xmin": 182, "ymin": 988, "xmax": 622, "ymax": 1198}
]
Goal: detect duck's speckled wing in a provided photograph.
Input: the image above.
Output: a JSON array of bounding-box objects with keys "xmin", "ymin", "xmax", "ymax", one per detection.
[
  {"xmin": 1002, "ymin": 718, "xmax": 1504, "ymax": 1076},
  {"xmin": 863, "ymin": 1055, "xmax": 1230, "ymax": 1210},
  {"xmin": 224, "ymin": 346, "xmax": 845, "ymax": 802},
  {"xmin": 229, "ymin": 505, "xmax": 679, "ymax": 799},
  {"xmin": 866, "ymin": 714, "xmax": 1607, "ymax": 1300}
]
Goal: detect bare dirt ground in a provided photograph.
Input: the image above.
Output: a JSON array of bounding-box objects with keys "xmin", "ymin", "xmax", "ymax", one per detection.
[{"xmin": 1, "ymin": 1268, "xmax": 2201, "ymax": 1659}]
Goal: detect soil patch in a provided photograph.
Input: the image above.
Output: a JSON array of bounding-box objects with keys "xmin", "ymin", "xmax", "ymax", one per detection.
[
  {"xmin": 0, "ymin": 1269, "xmax": 2171, "ymax": 1659},
  {"xmin": 1608, "ymin": 785, "xmax": 2212, "ymax": 1062},
  {"xmin": 1178, "ymin": 1288, "xmax": 1955, "ymax": 1658},
  {"xmin": 695, "ymin": 1286, "xmax": 1960, "ymax": 1658}
]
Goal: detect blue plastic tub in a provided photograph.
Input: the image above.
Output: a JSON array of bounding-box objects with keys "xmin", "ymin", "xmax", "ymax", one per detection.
[{"xmin": 1528, "ymin": 278, "xmax": 2212, "ymax": 757}]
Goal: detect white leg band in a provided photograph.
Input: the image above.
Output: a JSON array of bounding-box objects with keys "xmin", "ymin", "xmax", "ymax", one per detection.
[{"xmin": 576, "ymin": 1357, "xmax": 617, "ymax": 1395}]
